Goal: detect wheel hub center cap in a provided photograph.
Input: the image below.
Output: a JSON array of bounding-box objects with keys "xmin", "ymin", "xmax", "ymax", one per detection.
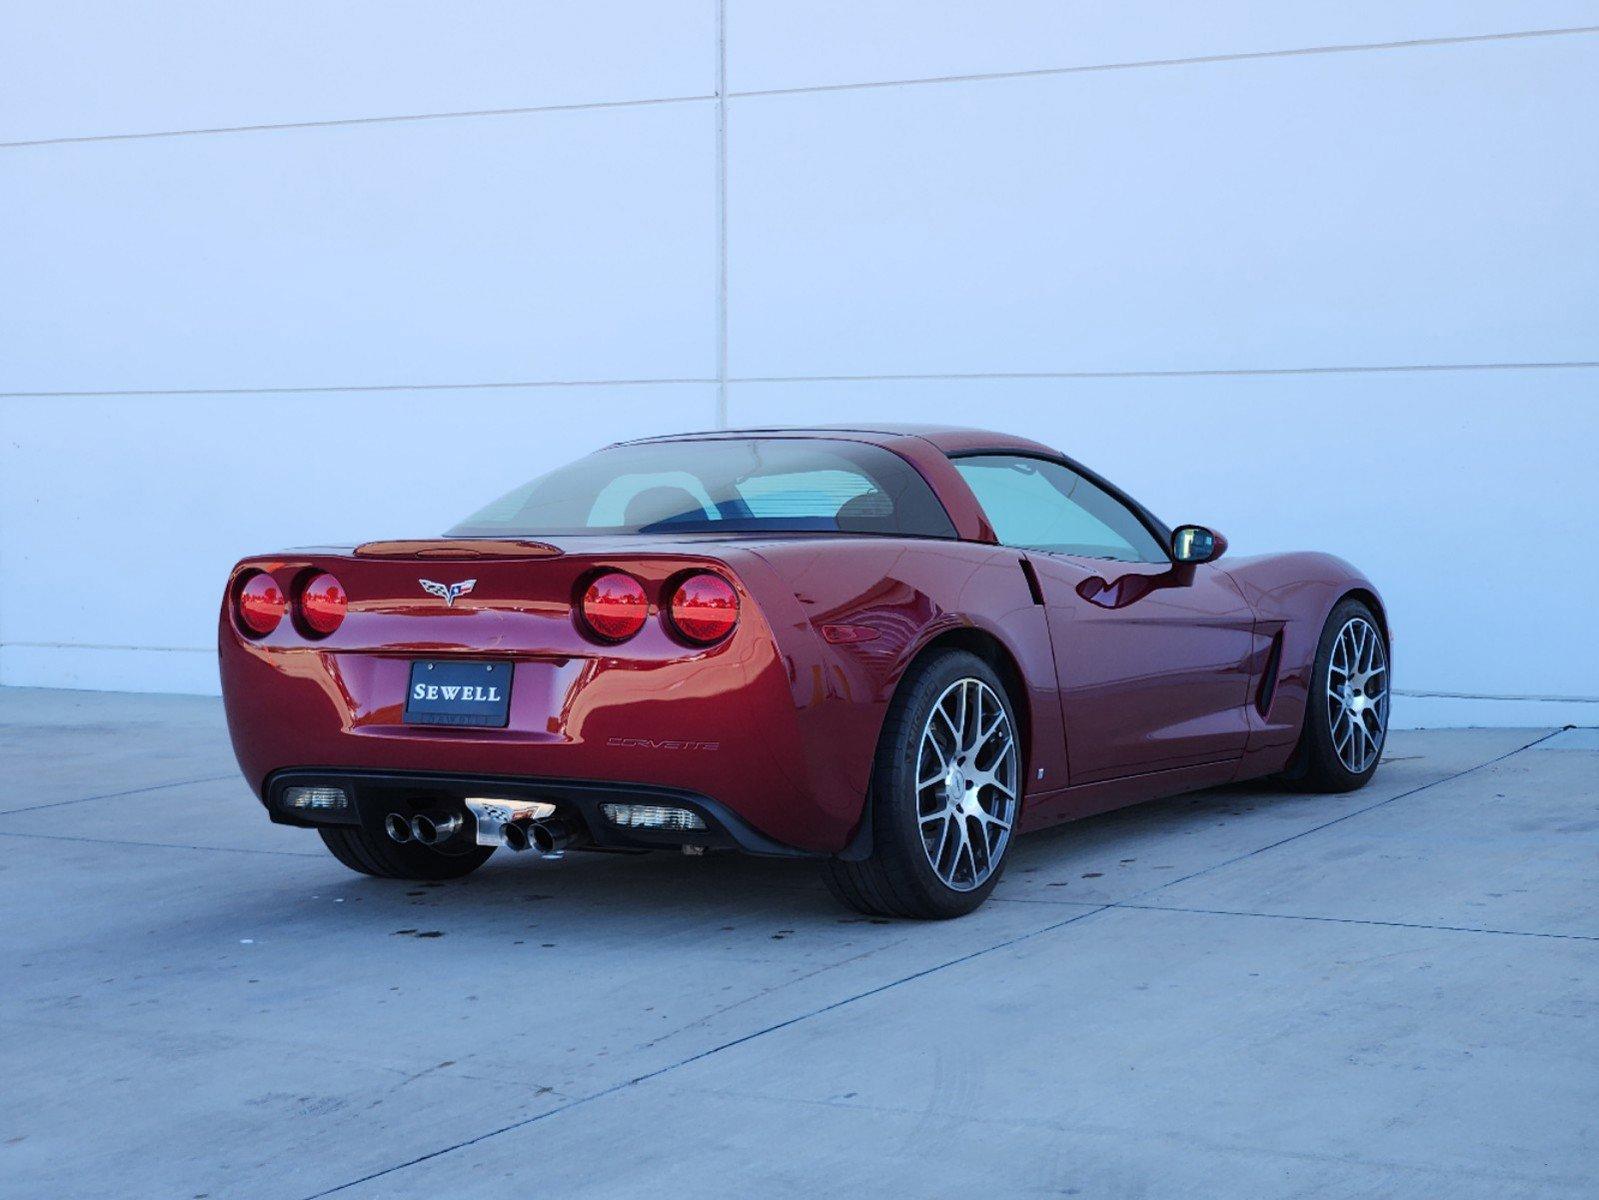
[{"xmin": 943, "ymin": 766, "xmax": 965, "ymax": 808}]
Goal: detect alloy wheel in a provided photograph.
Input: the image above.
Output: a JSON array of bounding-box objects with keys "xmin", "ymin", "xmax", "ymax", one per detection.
[
  {"xmin": 1328, "ymin": 616, "xmax": 1388, "ymax": 773},
  {"xmin": 914, "ymin": 678, "xmax": 1017, "ymax": 891}
]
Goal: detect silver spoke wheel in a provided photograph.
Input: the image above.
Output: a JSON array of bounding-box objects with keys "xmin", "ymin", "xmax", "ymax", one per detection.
[
  {"xmin": 914, "ymin": 678, "xmax": 1017, "ymax": 891},
  {"xmin": 1327, "ymin": 616, "xmax": 1388, "ymax": 773}
]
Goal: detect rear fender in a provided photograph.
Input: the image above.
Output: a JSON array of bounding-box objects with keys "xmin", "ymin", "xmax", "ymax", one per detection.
[{"xmin": 746, "ymin": 540, "xmax": 1065, "ymax": 855}]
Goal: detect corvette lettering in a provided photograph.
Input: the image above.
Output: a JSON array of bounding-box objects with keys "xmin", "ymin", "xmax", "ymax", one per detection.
[
  {"xmin": 607, "ymin": 737, "xmax": 720, "ymax": 751},
  {"xmin": 412, "ymin": 683, "xmax": 502, "ymax": 703}
]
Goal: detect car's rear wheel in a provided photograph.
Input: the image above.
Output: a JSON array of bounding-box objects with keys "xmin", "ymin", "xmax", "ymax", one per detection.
[
  {"xmin": 317, "ymin": 826, "xmax": 494, "ymax": 880},
  {"xmin": 1278, "ymin": 597, "xmax": 1389, "ymax": 793},
  {"xmin": 822, "ymin": 649, "xmax": 1020, "ymax": 919}
]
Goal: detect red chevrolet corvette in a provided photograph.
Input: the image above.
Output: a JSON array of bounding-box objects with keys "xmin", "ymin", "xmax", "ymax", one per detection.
[{"xmin": 220, "ymin": 425, "xmax": 1389, "ymax": 917}]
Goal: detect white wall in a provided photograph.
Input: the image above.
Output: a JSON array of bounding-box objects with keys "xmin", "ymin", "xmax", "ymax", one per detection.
[{"xmin": 3, "ymin": 3, "xmax": 1597, "ymax": 728}]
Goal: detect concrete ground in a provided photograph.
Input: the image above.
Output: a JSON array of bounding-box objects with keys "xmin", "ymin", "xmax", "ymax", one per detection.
[{"xmin": 1, "ymin": 689, "xmax": 1595, "ymax": 1200}]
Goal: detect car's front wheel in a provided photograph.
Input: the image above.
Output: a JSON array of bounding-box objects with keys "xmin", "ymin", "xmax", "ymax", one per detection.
[
  {"xmin": 822, "ymin": 649, "xmax": 1021, "ymax": 919},
  {"xmin": 1278, "ymin": 597, "xmax": 1390, "ymax": 792}
]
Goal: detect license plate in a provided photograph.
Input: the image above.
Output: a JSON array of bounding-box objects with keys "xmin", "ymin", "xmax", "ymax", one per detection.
[{"xmin": 404, "ymin": 660, "xmax": 513, "ymax": 727}]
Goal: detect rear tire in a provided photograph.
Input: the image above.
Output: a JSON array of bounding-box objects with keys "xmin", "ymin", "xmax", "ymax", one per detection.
[
  {"xmin": 318, "ymin": 827, "xmax": 494, "ymax": 880},
  {"xmin": 822, "ymin": 649, "xmax": 1021, "ymax": 919},
  {"xmin": 1277, "ymin": 597, "xmax": 1389, "ymax": 793}
]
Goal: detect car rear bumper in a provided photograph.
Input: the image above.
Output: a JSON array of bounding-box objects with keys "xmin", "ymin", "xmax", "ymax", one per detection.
[
  {"xmin": 218, "ymin": 543, "xmax": 892, "ymax": 855},
  {"xmin": 263, "ymin": 767, "xmax": 820, "ymax": 858}
]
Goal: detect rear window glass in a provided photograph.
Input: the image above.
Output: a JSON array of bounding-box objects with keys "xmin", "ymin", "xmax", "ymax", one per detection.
[{"xmin": 449, "ymin": 439, "xmax": 958, "ymax": 539}]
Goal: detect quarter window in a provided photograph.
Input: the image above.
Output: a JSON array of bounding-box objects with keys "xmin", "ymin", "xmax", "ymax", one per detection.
[{"xmin": 954, "ymin": 455, "xmax": 1168, "ymax": 563}]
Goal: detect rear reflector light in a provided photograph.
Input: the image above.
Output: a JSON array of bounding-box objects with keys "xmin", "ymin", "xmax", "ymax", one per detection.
[
  {"xmin": 601, "ymin": 803, "xmax": 707, "ymax": 831},
  {"xmin": 282, "ymin": 786, "xmax": 349, "ymax": 812},
  {"xmin": 297, "ymin": 572, "xmax": 348, "ymax": 636},
  {"xmin": 667, "ymin": 573, "xmax": 739, "ymax": 643},
  {"xmin": 236, "ymin": 572, "xmax": 286, "ymax": 636},
  {"xmin": 580, "ymin": 572, "xmax": 648, "ymax": 641}
]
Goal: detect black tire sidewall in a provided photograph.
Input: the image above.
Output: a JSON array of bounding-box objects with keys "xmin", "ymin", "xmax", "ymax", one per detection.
[{"xmin": 319, "ymin": 826, "xmax": 494, "ymax": 880}]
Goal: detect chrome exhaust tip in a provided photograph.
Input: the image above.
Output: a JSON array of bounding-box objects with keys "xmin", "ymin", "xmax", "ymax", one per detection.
[
  {"xmin": 384, "ymin": 813, "xmax": 414, "ymax": 844},
  {"xmin": 501, "ymin": 819, "xmax": 533, "ymax": 853},
  {"xmin": 410, "ymin": 812, "xmax": 463, "ymax": 846},
  {"xmin": 530, "ymin": 817, "xmax": 576, "ymax": 856}
]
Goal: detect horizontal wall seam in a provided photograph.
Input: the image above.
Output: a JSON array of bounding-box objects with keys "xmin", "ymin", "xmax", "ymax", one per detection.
[
  {"xmin": 0, "ymin": 378, "xmax": 720, "ymax": 399},
  {"xmin": 728, "ymin": 362, "xmax": 1599, "ymax": 384},
  {"xmin": 2, "ymin": 642, "xmax": 216, "ymax": 653},
  {"xmin": 731, "ymin": 24, "xmax": 1599, "ymax": 100},
  {"xmin": 0, "ymin": 93, "xmax": 717, "ymax": 150},
  {"xmin": 5, "ymin": 361, "xmax": 1597, "ymax": 400},
  {"xmin": 1394, "ymin": 689, "xmax": 1599, "ymax": 705},
  {"xmin": 4, "ymin": 25, "xmax": 1593, "ymax": 150}
]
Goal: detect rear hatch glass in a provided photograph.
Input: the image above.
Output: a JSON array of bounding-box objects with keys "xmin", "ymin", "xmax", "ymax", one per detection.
[{"xmin": 448, "ymin": 438, "xmax": 957, "ymax": 539}]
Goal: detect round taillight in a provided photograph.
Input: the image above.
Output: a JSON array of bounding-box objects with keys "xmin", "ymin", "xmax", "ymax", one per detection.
[
  {"xmin": 298, "ymin": 572, "xmax": 347, "ymax": 636},
  {"xmin": 668, "ymin": 573, "xmax": 739, "ymax": 644},
  {"xmin": 580, "ymin": 572, "xmax": 648, "ymax": 642},
  {"xmin": 237, "ymin": 572, "xmax": 286, "ymax": 636}
]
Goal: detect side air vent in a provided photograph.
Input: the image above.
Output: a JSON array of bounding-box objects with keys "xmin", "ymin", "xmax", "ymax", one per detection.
[
  {"xmin": 1255, "ymin": 628, "xmax": 1285, "ymax": 717},
  {"xmin": 1018, "ymin": 556, "xmax": 1045, "ymax": 606}
]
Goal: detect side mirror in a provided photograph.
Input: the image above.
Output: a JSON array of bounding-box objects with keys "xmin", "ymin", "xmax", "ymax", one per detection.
[{"xmin": 1172, "ymin": 524, "xmax": 1227, "ymax": 564}]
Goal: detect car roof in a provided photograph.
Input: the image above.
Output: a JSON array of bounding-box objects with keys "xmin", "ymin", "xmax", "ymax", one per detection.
[
  {"xmin": 610, "ymin": 424, "xmax": 1173, "ymax": 548},
  {"xmin": 615, "ymin": 424, "xmax": 1061, "ymax": 458}
]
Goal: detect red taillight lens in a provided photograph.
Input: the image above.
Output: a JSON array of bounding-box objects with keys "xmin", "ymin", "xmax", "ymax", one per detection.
[
  {"xmin": 236, "ymin": 572, "xmax": 286, "ymax": 636},
  {"xmin": 297, "ymin": 572, "xmax": 347, "ymax": 636},
  {"xmin": 580, "ymin": 572, "xmax": 648, "ymax": 641},
  {"xmin": 668, "ymin": 573, "xmax": 739, "ymax": 643}
]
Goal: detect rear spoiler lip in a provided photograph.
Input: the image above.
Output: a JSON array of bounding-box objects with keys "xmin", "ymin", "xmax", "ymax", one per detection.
[
  {"xmin": 351, "ymin": 539, "xmax": 564, "ymax": 560},
  {"xmin": 227, "ymin": 542, "xmax": 760, "ymax": 578}
]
